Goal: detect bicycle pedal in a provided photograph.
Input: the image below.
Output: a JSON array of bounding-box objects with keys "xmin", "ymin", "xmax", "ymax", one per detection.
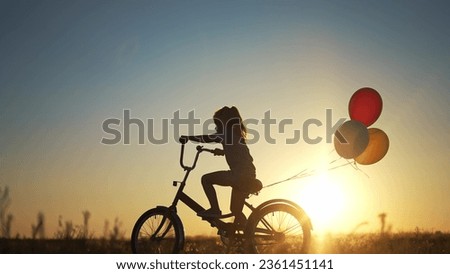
[{"xmin": 200, "ymin": 216, "xmax": 215, "ymax": 222}]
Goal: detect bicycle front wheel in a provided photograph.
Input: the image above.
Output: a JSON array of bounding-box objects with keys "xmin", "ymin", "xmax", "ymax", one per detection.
[
  {"xmin": 131, "ymin": 207, "xmax": 184, "ymax": 253},
  {"xmin": 246, "ymin": 203, "xmax": 311, "ymax": 254}
]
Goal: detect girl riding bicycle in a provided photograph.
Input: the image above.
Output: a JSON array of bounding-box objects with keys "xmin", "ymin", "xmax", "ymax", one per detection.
[{"xmin": 180, "ymin": 106, "xmax": 256, "ymax": 228}]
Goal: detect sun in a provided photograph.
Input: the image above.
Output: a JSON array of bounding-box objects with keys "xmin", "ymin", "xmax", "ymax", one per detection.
[{"xmin": 297, "ymin": 172, "xmax": 347, "ymax": 233}]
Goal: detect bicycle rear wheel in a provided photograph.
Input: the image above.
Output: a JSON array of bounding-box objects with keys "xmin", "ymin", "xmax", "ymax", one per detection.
[
  {"xmin": 246, "ymin": 203, "xmax": 311, "ymax": 253},
  {"xmin": 131, "ymin": 207, "xmax": 184, "ymax": 253}
]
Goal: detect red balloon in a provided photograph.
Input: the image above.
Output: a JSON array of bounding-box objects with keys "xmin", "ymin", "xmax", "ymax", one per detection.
[{"xmin": 348, "ymin": 87, "xmax": 383, "ymax": 127}]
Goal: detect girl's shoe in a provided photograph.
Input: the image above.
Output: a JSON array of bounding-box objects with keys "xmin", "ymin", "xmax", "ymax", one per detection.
[{"xmin": 197, "ymin": 208, "xmax": 222, "ymax": 218}]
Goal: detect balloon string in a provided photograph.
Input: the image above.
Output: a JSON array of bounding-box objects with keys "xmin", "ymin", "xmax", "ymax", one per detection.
[
  {"xmin": 263, "ymin": 169, "xmax": 311, "ymax": 188},
  {"xmin": 327, "ymin": 160, "xmax": 353, "ymax": 171},
  {"xmin": 348, "ymin": 160, "xmax": 370, "ymax": 179},
  {"xmin": 328, "ymin": 156, "xmax": 342, "ymax": 165},
  {"xmin": 263, "ymin": 156, "xmax": 369, "ymax": 189}
]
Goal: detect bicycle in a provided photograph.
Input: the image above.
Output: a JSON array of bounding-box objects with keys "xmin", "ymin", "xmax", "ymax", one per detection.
[{"xmin": 131, "ymin": 143, "xmax": 313, "ymax": 253}]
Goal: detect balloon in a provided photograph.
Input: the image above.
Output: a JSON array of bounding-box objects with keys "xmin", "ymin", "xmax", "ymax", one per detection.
[
  {"xmin": 334, "ymin": 120, "xmax": 369, "ymax": 159},
  {"xmin": 355, "ymin": 128, "xmax": 389, "ymax": 165},
  {"xmin": 348, "ymin": 87, "xmax": 383, "ymax": 127}
]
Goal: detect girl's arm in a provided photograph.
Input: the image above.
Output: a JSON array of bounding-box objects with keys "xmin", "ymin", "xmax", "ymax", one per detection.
[{"xmin": 180, "ymin": 134, "xmax": 222, "ymax": 144}]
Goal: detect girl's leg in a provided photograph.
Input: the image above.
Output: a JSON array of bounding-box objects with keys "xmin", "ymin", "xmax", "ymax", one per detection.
[
  {"xmin": 230, "ymin": 188, "xmax": 247, "ymax": 227},
  {"xmin": 201, "ymin": 171, "xmax": 234, "ymax": 215},
  {"xmin": 231, "ymin": 172, "xmax": 256, "ymax": 227}
]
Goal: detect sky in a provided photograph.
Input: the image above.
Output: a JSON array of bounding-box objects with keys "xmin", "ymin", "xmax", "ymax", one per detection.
[{"xmin": 0, "ymin": 0, "xmax": 449, "ymax": 238}]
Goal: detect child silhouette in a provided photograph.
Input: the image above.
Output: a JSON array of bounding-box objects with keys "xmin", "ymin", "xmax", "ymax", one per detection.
[{"xmin": 180, "ymin": 106, "xmax": 256, "ymax": 228}]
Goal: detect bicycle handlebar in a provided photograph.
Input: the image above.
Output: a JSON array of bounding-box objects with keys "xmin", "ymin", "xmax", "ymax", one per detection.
[
  {"xmin": 179, "ymin": 144, "xmax": 215, "ymax": 171},
  {"xmin": 199, "ymin": 147, "xmax": 216, "ymax": 154}
]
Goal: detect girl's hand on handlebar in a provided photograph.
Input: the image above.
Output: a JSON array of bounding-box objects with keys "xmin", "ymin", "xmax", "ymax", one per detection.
[
  {"xmin": 213, "ymin": 148, "xmax": 224, "ymax": 156},
  {"xmin": 179, "ymin": 135, "xmax": 189, "ymax": 144}
]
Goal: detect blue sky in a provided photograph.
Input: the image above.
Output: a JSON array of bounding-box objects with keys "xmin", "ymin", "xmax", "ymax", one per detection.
[{"xmin": 1, "ymin": 0, "xmax": 449, "ymax": 237}]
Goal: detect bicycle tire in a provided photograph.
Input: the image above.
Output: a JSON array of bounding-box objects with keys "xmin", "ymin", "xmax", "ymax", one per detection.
[
  {"xmin": 245, "ymin": 203, "xmax": 311, "ymax": 254},
  {"xmin": 131, "ymin": 206, "xmax": 184, "ymax": 253}
]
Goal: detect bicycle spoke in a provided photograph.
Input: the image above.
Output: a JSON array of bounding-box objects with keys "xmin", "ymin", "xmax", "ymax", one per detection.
[
  {"xmin": 283, "ymin": 222, "xmax": 302, "ymax": 235},
  {"xmin": 248, "ymin": 204, "xmax": 311, "ymax": 254},
  {"xmin": 132, "ymin": 208, "xmax": 183, "ymax": 254}
]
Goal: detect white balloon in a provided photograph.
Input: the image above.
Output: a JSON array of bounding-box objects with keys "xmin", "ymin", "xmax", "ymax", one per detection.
[{"xmin": 334, "ymin": 120, "xmax": 369, "ymax": 159}]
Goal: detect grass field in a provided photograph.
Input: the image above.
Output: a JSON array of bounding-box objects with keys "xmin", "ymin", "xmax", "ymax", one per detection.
[{"xmin": 1, "ymin": 232, "xmax": 449, "ymax": 254}]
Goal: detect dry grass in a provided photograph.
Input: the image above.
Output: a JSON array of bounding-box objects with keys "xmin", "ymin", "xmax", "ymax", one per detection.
[
  {"xmin": 312, "ymin": 231, "xmax": 450, "ymax": 254},
  {"xmin": 1, "ymin": 231, "xmax": 449, "ymax": 254},
  {"xmin": 0, "ymin": 238, "xmax": 131, "ymax": 254}
]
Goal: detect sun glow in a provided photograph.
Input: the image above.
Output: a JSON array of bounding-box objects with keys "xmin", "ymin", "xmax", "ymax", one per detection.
[{"xmin": 298, "ymin": 172, "xmax": 347, "ymax": 234}]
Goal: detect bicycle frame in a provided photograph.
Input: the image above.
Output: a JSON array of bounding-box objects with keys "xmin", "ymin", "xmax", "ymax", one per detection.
[{"xmin": 169, "ymin": 144, "xmax": 255, "ymax": 231}]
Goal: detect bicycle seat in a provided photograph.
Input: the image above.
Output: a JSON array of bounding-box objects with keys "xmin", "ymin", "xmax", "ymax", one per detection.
[{"xmin": 236, "ymin": 179, "xmax": 263, "ymax": 196}]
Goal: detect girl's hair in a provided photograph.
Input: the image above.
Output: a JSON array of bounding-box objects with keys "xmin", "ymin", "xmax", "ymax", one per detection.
[{"xmin": 213, "ymin": 106, "xmax": 247, "ymax": 140}]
